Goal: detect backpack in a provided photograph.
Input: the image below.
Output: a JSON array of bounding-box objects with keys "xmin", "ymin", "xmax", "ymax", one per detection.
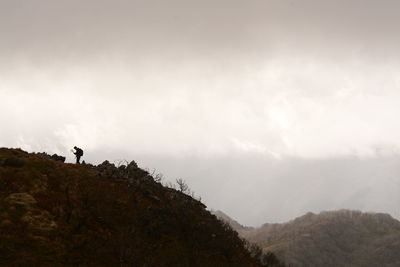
[{"xmin": 76, "ymin": 148, "xmax": 84, "ymax": 156}]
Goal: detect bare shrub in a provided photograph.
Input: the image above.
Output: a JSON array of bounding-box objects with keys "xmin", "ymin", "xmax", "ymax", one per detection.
[{"xmin": 176, "ymin": 178, "xmax": 189, "ymax": 193}]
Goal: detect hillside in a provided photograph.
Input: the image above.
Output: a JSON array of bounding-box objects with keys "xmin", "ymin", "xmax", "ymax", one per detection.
[
  {"xmin": 0, "ymin": 148, "xmax": 264, "ymax": 266},
  {"xmin": 216, "ymin": 210, "xmax": 400, "ymax": 267},
  {"xmin": 212, "ymin": 210, "xmax": 249, "ymax": 232}
]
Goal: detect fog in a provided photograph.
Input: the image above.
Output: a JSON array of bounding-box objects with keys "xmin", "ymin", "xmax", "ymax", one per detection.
[{"xmin": 1, "ymin": 0, "xmax": 400, "ymax": 226}]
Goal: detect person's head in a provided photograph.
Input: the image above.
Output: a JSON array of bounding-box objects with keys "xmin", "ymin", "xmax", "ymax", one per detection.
[{"xmin": 74, "ymin": 146, "xmax": 77, "ymax": 149}]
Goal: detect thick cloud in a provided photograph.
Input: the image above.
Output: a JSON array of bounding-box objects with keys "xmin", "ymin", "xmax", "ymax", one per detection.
[{"xmin": 2, "ymin": 0, "xmax": 400, "ymax": 225}]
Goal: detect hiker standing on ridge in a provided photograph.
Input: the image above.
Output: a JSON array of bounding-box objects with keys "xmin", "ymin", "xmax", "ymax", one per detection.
[{"xmin": 72, "ymin": 146, "xmax": 84, "ymax": 164}]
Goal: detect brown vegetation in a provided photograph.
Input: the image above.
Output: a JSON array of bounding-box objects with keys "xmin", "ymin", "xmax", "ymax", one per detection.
[{"xmin": 0, "ymin": 148, "xmax": 264, "ymax": 266}]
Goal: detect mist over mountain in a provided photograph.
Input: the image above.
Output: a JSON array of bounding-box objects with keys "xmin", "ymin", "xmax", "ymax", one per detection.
[
  {"xmin": 216, "ymin": 210, "xmax": 400, "ymax": 267},
  {"xmin": 143, "ymin": 154, "xmax": 400, "ymax": 226},
  {"xmin": 2, "ymin": 0, "xmax": 400, "ymax": 233},
  {"xmin": 2, "ymin": 2, "xmax": 400, "ymax": 266}
]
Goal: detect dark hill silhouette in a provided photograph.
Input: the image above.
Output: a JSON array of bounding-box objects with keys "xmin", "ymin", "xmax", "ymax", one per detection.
[
  {"xmin": 216, "ymin": 210, "xmax": 400, "ymax": 267},
  {"xmin": 0, "ymin": 148, "xmax": 270, "ymax": 266}
]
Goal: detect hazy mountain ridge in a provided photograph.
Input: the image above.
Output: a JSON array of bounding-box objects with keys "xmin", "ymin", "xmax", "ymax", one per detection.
[
  {"xmin": 216, "ymin": 210, "xmax": 400, "ymax": 267},
  {"xmin": 0, "ymin": 148, "xmax": 266, "ymax": 266}
]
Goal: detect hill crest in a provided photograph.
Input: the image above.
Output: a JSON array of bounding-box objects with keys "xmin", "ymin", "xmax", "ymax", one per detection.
[{"xmin": 0, "ymin": 148, "xmax": 266, "ymax": 266}]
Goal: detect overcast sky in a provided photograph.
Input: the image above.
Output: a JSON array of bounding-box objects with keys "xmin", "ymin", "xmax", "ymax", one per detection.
[{"xmin": 1, "ymin": 0, "xmax": 400, "ymax": 226}]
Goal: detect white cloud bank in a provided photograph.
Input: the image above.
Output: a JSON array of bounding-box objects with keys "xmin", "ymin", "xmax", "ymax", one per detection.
[{"xmin": 2, "ymin": 0, "xmax": 400, "ymax": 225}]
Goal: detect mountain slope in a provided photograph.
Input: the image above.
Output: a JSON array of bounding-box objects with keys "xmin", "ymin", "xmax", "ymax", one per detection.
[
  {"xmin": 0, "ymin": 148, "xmax": 262, "ymax": 266},
  {"xmin": 212, "ymin": 210, "xmax": 250, "ymax": 232},
  {"xmin": 217, "ymin": 210, "xmax": 400, "ymax": 267}
]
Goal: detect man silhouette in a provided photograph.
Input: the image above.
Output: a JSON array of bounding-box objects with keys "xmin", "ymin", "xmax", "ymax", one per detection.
[{"xmin": 73, "ymin": 146, "xmax": 84, "ymax": 164}]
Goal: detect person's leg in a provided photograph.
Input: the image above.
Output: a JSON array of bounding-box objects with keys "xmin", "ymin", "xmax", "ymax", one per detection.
[{"xmin": 76, "ymin": 155, "xmax": 81, "ymax": 164}]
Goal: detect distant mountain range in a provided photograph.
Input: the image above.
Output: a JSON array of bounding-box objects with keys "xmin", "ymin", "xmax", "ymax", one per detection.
[{"xmin": 215, "ymin": 210, "xmax": 400, "ymax": 267}]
